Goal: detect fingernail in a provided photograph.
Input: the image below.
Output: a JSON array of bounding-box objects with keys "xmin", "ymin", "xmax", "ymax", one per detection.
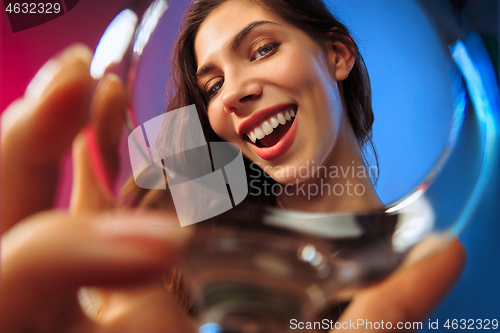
[
  {"xmin": 98, "ymin": 73, "xmax": 122, "ymax": 91},
  {"xmin": 25, "ymin": 44, "xmax": 92, "ymax": 100},
  {"xmin": 93, "ymin": 213, "xmax": 191, "ymax": 245},
  {"xmin": 90, "ymin": 73, "xmax": 123, "ymax": 115},
  {"xmin": 25, "ymin": 58, "xmax": 62, "ymax": 100}
]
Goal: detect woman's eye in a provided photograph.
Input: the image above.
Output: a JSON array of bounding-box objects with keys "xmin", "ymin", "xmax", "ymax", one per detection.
[
  {"xmin": 251, "ymin": 43, "xmax": 279, "ymax": 61},
  {"xmin": 206, "ymin": 79, "xmax": 224, "ymax": 99}
]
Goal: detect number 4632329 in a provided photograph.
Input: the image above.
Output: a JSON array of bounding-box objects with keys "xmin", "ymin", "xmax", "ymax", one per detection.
[
  {"xmin": 5, "ymin": 2, "xmax": 61, "ymax": 14},
  {"xmin": 444, "ymin": 319, "xmax": 499, "ymax": 330}
]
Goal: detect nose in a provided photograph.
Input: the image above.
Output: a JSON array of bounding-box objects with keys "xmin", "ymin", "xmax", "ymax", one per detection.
[{"xmin": 221, "ymin": 77, "xmax": 262, "ymax": 114}]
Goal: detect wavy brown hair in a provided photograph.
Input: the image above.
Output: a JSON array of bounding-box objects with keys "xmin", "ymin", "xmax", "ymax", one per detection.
[{"xmin": 121, "ymin": 0, "xmax": 376, "ymax": 326}]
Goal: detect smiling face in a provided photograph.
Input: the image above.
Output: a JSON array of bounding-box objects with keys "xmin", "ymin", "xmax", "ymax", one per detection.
[{"xmin": 194, "ymin": 0, "xmax": 359, "ymax": 184}]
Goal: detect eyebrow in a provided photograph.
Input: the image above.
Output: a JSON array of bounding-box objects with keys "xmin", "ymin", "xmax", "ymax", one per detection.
[{"xmin": 196, "ymin": 20, "xmax": 279, "ymax": 79}]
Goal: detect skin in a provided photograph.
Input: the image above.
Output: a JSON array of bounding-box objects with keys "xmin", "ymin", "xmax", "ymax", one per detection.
[
  {"xmin": 195, "ymin": 0, "xmax": 382, "ymax": 213},
  {"xmin": 0, "ymin": 26, "xmax": 465, "ymax": 333},
  {"xmin": 1, "ymin": 45, "xmax": 196, "ymax": 333}
]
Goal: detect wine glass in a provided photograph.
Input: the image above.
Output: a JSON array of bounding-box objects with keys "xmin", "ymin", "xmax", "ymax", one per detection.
[{"xmin": 89, "ymin": 0, "xmax": 499, "ymax": 331}]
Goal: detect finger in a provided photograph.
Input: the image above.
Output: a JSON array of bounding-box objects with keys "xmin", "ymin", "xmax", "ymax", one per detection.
[
  {"xmin": 333, "ymin": 239, "xmax": 466, "ymax": 332},
  {"xmin": 0, "ymin": 211, "xmax": 189, "ymax": 332},
  {"xmin": 1, "ymin": 44, "xmax": 95, "ymax": 234},
  {"xmin": 71, "ymin": 73, "xmax": 126, "ymax": 212}
]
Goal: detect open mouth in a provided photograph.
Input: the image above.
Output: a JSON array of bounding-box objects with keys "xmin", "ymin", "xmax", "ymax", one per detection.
[{"xmin": 244, "ymin": 105, "xmax": 297, "ymax": 148}]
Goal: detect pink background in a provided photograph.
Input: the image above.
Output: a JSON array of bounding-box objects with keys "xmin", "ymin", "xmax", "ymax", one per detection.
[{"xmin": 1, "ymin": 0, "xmax": 128, "ymax": 207}]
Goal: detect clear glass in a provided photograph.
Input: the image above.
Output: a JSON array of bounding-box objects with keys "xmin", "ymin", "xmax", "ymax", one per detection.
[{"xmin": 90, "ymin": 0, "xmax": 499, "ymax": 331}]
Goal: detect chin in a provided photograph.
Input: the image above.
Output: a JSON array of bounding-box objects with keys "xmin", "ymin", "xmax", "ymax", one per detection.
[{"xmin": 265, "ymin": 158, "xmax": 320, "ymax": 185}]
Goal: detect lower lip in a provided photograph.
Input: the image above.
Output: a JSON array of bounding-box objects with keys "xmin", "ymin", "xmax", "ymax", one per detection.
[{"xmin": 249, "ymin": 112, "xmax": 299, "ymax": 161}]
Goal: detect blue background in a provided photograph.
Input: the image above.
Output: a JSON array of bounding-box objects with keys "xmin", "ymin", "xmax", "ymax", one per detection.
[{"xmin": 328, "ymin": 0, "xmax": 500, "ymax": 327}]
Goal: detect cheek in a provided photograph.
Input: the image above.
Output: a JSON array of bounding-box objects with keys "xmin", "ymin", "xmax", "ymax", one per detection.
[
  {"xmin": 268, "ymin": 47, "xmax": 326, "ymax": 92},
  {"xmin": 207, "ymin": 103, "xmax": 231, "ymax": 140}
]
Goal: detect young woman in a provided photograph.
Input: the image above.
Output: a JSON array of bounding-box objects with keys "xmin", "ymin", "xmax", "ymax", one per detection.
[
  {"xmin": 0, "ymin": 0, "xmax": 465, "ymax": 332},
  {"xmin": 145, "ymin": 0, "xmax": 382, "ymax": 214}
]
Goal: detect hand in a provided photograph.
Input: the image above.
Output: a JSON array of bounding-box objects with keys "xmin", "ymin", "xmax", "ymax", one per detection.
[
  {"xmin": 332, "ymin": 239, "xmax": 466, "ymax": 332},
  {"xmin": 0, "ymin": 45, "xmax": 196, "ymax": 333}
]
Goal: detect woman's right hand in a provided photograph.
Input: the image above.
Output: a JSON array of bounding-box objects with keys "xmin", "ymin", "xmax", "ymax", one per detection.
[{"xmin": 0, "ymin": 45, "xmax": 196, "ymax": 333}]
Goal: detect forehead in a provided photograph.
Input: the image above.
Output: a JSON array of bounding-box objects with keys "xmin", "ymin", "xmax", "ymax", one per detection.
[{"xmin": 194, "ymin": 1, "xmax": 285, "ymax": 64}]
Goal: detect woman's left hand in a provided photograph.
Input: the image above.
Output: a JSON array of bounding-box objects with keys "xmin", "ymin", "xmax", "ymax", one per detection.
[{"xmin": 332, "ymin": 239, "xmax": 466, "ymax": 332}]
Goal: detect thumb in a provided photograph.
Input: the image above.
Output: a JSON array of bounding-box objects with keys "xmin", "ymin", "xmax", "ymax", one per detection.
[
  {"xmin": 0, "ymin": 211, "xmax": 190, "ymax": 332},
  {"xmin": 2, "ymin": 211, "xmax": 189, "ymax": 290}
]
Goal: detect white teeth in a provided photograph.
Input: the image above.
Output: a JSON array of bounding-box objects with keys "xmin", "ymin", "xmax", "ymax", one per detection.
[
  {"xmin": 250, "ymin": 132, "xmax": 257, "ymax": 143},
  {"xmin": 255, "ymin": 127, "xmax": 265, "ymax": 140},
  {"xmin": 270, "ymin": 117, "xmax": 279, "ymax": 128},
  {"xmin": 262, "ymin": 121, "xmax": 273, "ymax": 135},
  {"xmin": 245, "ymin": 108, "xmax": 297, "ymax": 143},
  {"xmin": 277, "ymin": 113, "xmax": 286, "ymax": 125}
]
